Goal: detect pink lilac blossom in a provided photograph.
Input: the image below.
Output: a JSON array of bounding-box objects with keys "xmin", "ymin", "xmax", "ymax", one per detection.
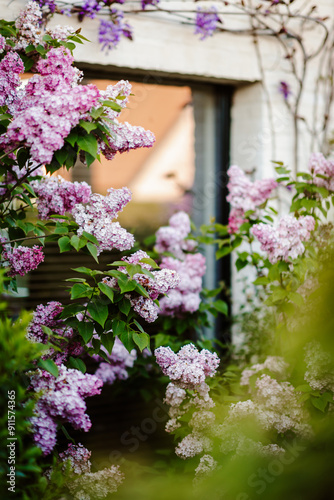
[
  {"xmin": 251, "ymin": 214, "xmax": 315, "ymax": 264},
  {"xmin": 0, "ymin": 34, "xmax": 5, "ymax": 53},
  {"xmin": 1, "ymin": 244, "xmax": 44, "ymax": 277},
  {"xmin": 0, "ymin": 51, "xmax": 24, "ymax": 108},
  {"xmin": 31, "ymin": 175, "xmax": 92, "ymax": 219},
  {"xmin": 29, "ymin": 365, "xmax": 103, "ymax": 455},
  {"xmin": 1, "ymin": 46, "xmax": 100, "ymax": 164},
  {"xmin": 59, "ymin": 443, "xmax": 92, "ymax": 475},
  {"xmin": 195, "ymin": 7, "xmax": 220, "ymax": 40},
  {"xmin": 175, "ymin": 432, "xmax": 213, "ymax": 459},
  {"xmin": 155, "ymin": 344, "xmax": 220, "ymax": 389},
  {"xmin": 72, "ymin": 187, "xmax": 134, "ymax": 255},
  {"xmin": 101, "ymin": 121, "xmax": 155, "ymax": 160},
  {"xmin": 26, "ymin": 301, "xmax": 82, "ymax": 363},
  {"xmin": 102, "ymin": 250, "xmax": 179, "ymax": 322},
  {"xmin": 240, "ymin": 356, "xmax": 289, "ymax": 387},
  {"xmin": 194, "ymin": 454, "xmax": 217, "ymax": 479},
  {"xmin": 304, "ymin": 341, "xmax": 334, "ymax": 392},
  {"xmin": 67, "ymin": 465, "xmax": 124, "ymax": 499},
  {"xmin": 308, "ymin": 152, "xmax": 334, "ymax": 192},
  {"xmin": 159, "ymin": 253, "xmax": 206, "ymax": 316},
  {"xmin": 98, "ymin": 13, "xmax": 132, "ymax": 52},
  {"xmin": 226, "ymin": 165, "xmax": 277, "ymax": 234},
  {"xmin": 14, "ymin": 1, "xmax": 42, "ymax": 50},
  {"xmin": 93, "ymin": 337, "xmax": 137, "ymax": 385},
  {"xmin": 155, "ymin": 211, "xmax": 197, "ymax": 259}
]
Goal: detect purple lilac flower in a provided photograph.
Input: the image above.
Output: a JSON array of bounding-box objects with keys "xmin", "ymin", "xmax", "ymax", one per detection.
[
  {"xmin": 155, "ymin": 344, "xmax": 220, "ymax": 389},
  {"xmin": 279, "ymin": 81, "xmax": 291, "ymax": 100},
  {"xmin": 29, "ymin": 365, "xmax": 103, "ymax": 455},
  {"xmin": 72, "ymin": 187, "xmax": 135, "ymax": 255},
  {"xmin": 159, "ymin": 253, "xmax": 206, "ymax": 316},
  {"xmin": 98, "ymin": 12, "xmax": 133, "ymax": 52},
  {"xmin": 0, "ymin": 47, "xmax": 100, "ymax": 165},
  {"xmin": 102, "ymin": 250, "xmax": 179, "ymax": 323},
  {"xmin": 93, "ymin": 337, "xmax": 137, "ymax": 385},
  {"xmin": 195, "ymin": 6, "xmax": 220, "ymax": 41},
  {"xmin": 141, "ymin": 0, "xmax": 159, "ymax": 9},
  {"xmin": 0, "ymin": 34, "xmax": 6, "ymax": 53},
  {"xmin": 251, "ymin": 215, "xmax": 315, "ymax": 264},
  {"xmin": 34, "ymin": 0, "xmax": 57, "ymax": 14},
  {"xmin": 59, "ymin": 443, "xmax": 92, "ymax": 475},
  {"xmin": 79, "ymin": 0, "xmax": 102, "ymax": 20},
  {"xmin": 1, "ymin": 245, "xmax": 44, "ymax": 277},
  {"xmin": 15, "ymin": 1, "xmax": 43, "ymax": 49},
  {"xmin": 31, "ymin": 175, "xmax": 92, "ymax": 219},
  {"xmin": 308, "ymin": 152, "xmax": 334, "ymax": 191},
  {"xmin": 226, "ymin": 165, "xmax": 277, "ymax": 234},
  {"xmin": 155, "ymin": 211, "xmax": 197, "ymax": 259},
  {"xmin": 0, "ymin": 51, "xmax": 25, "ymax": 108}
]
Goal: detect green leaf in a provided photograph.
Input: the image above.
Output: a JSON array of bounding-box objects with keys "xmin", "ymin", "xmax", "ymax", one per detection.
[
  {"xmin": 212, "ymin": 300, "xmax": 228, "ymax": 316},
  {"xmin": 77, "ymin": 134, "xmax": 98, "ymax": 158},
  {"xmin": 88, "ymin": 301, "xmax": 108, "ymax": 327},
  {"xmin": 98, "ymin": 282, "xmax": 114, "ymax": 302},
  {"xmin": 60, "ymin": 303, "xmax": 85, "ymax": 319},
  {"xmin": 216, "ymin": 246, "xmax": 232, "ymax": 259},
  {"xmin": 253, "ymin": 276, "xmax": 270, "ymax": 286},
  {"xmin": 120, "ymin": 328, "xmax": 136, "ymax": 352},
  {"xmin": 77, "ymin": 321, "xmax": 94, "ymax": 343},
  {"xmin": 101, "ymin": 331, "xmax": 114, "ymax": 354},
  {"xmin": 37, "ymin": 359, "xmax": 59, "ymax": 378},
  {"xmin": 119, "ymin": 298, "xmax": 131, "ymax": 316},
  {"xmin": 71, "ymin": 234, "xmax": 81, "ymax": 251},
  {"xmin": 65, "ymin": 131, "xmax": 78, "ymax": 147},
  {"xmin": 79, "ymin": 120, "xmax": 97, "ymax": 133},
  {"xmin": 82, "ymin": 231, "xmax": 99, "ymax": 245},
  {"xmin": 101, "ymin": 100, "xmax": 122, "ymax": 112},
  {"xmin": 132, "ymin": 331, "xmax": 150, "ymax": 352},
  {"xmin": 118, "ymin": 278, "xmax": 137, "ymax": 294},
  {"xmin": 87, "ymin": 242, "xmax": 99, "ymax": 263},
  {"xmin": 68, "ymin": 357, "xmax": 86, "ymax": 373},
  {"xmin": 112, "ymin": 319, "xmax": 127, "ymax": 337},
  {"xmin": 311, "ymin": 396, "xmax": 328, "ymax": 413},
  {"xmin": 133, "ymin": 319, "xmax": 145, "ymax": 333},
  {"xmin": 70, "ymin": 283, "xmax": 90, "ymax": 300},
  {"xmin": 73, "ymin": 267, "xmax": 94, "ymax": 276},
  {"xmin": 288, "ymin": 291, "xmax": 304, "ymax": 307},
  {"xmin": 140, "ymin": 257, "xmax": 159, "ymax": 269},
  {"xmin": 54, "ymin": 148, "xmax": 68, "ymax": 166},
  {"xmin": 58, "ymin": 236, "xmax": 71, "ymax": 253}
]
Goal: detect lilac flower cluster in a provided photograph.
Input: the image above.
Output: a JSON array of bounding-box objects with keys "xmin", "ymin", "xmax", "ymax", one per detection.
[
  {"xmin": 308, "ymin": 152, "xmax": 334, "ymax": 191},
  {"xmin": 93, "ymin": 337, "xmax": 137, "ymax": 385},
  {"xmin": 141, "ymin": 0, "xmax": 159, "ymax": 9},
  {"xmin": 155, "ymin": 343, "xmax": 219, "ymax": 389},
  {"xmin": 157, "ymin": 344, "xmax": 219, "ymax": 460},
  {"xmin": 67, "ymin": 464, "xmax": 124, "ymax": 499},
  {"xmin": 29, "ymin": 365, "xmax": 103, "ymax": 455},
  {"xmin": 72, "ymin": 187, "xmax": 134, "ymax": 255},
  {"xmin": 31, "ymin": 175, "xmax": 92, "ymax": 219},
  {"xmin": 0, "ymin": 34, "xmax": 5, "ymax": 53},
  {"xmin": 159, "ymin": 253, "xmax": 206, "ymax": 315},
  {"xmin": 98, "ymin": 12, "xmax": 132, "ymax": 52},
  {"xmin": 240, "ymin": 356, "xmax": 289, "ymax": 387},
  {"xmin": 102, "ymin": 250, "xmax": 179, "ymax": 322},
  {"xmin": 101, "ymin": 121, "xmax": 155, "ymax": 160},
  {"xmin": 304, "ymin": 341, "xmax": 334, "ymax": 392},
  {"xmin": 252, "ymin": 214, "xmax": 315, "ymax": 264},
  {"xmin": 14, "ymin": 1, "xmax": 42, "ymax": 50},
  {"xmin": 1, "ymin": 46, "xmax": 100, "ymax": 165},
  {"xmin": 55, "ymin": 442, "xmax": 124, "ymax": 498},
  {"xmin": 27, "ymin": 301, "xmax": 82, "ymax": 363},
  {"xmin": 155, "ymin": 211, "xmax": 197, "ymax": 259},
  {"xmin": 1, "ymin": 244, "xmax": 44, "ymax": 277},
  {"xmin": 59, "ymin": 443, "xmax": 92, "ymax": 475},
  {"xmin": 226, "ymin": 165, "xmax": 277, "ymax": 234},
  {"xmin": 195, "ymin": 6, "xmax": 220, "ymax": 40},
  {"xmin": 79, "ymin": 0, "xmax": 102, "ymax": 20},
  {"xmin": 0, "ymin": 51, "xmax": 24, "ymax": 108}
]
